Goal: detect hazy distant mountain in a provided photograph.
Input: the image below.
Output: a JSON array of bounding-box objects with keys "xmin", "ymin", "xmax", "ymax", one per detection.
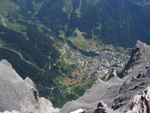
[
  {"xmin": 37, "ymin": 0, "xmax": 150, "ymax": 47},
  {"xmin": 1, "ymin": 0, "xmax": 150, "ymax": 47},
  {"xmin": 8, "ymin": 0, "xmax": 150, "ymax": 47}
]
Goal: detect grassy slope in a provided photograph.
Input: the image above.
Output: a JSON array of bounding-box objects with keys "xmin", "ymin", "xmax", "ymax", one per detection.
[{"xmin": 0, "ymin": 0, "xmax": 99, "ymax": 108}]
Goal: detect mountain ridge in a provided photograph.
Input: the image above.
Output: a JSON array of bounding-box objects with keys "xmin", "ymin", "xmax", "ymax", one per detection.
[
  {"xmin": 59, "ymin": 40, "xmax": 150, "ymax": 113},
  {"xmin": 0, "ymin": 40, "xmax": 150, "ymax": 113}
]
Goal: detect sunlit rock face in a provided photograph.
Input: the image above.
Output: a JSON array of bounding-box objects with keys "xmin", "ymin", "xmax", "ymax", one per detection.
[
  {"xmin": 0, "ymin": 59, "xmax": 59, "ymax": 113},
  {"xmin": 125, "ymin": 86, "xmax": 150, "ymax": 113}
]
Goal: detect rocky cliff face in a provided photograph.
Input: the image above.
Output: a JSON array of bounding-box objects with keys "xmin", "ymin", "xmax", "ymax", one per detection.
[
  {"xmin": 126, "ymin": 86, "xmax": 150, "ymax": 113},
  {"xmin": 0, "ymin": 60, "xmax": 59, "ymax": 113},
  {"xmin": 1, "ymin": 40, "xmax": 150, "ymax": 113},
  {"xmin": 59, "ymin": 40, "xmax": 150, "ymax": 113}
]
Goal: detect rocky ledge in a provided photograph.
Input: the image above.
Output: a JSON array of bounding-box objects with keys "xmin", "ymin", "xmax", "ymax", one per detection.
[
  {"xmin": 0, "ymin": 40, "xmax": 150, "ymax": 113},
  {"xmin": 59, "ymin": 40, "xmax": 150, "ymax": 113},
  {"xmin": 0, "ymin": 59, "xmax": 59, "ymax": 113}
]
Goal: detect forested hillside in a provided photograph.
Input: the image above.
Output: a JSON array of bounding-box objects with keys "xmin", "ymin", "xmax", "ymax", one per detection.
[{"xmin": 0, "ymin": 0, "xmax": 150, "ymax": 107}]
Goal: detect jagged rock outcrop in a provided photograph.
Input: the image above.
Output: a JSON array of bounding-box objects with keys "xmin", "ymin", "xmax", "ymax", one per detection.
[
  {"xmin": 85, "ymin": 86, "xmax": 150, "ymax": 113},
  {"xmin": 1, "ymin": 40, "xmax": 150, "ymax": 113},
  {"xmin": 59, "ymin": 76, "xmax": 123, "ymax": 113},
  {"xmin": 113, "ymin": 40, "xmax": 150, "ymax": 112},
  {"xmin": 123, "ymin": 86, "xmax": 150, "ymax": 113},
  {"xmin": 0, "ymin": 59, "xmax": 59, "ymax": 113},
  {"xmin": 119, "ymin": 40, "xmax": 150, "ymax": 78},
  {"xmin": 59, "ymin": 40, "xmax": 150, "ymax": 113}
]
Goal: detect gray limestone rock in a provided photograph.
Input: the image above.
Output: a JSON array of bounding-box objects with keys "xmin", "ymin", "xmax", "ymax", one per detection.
[
  {"xmin": 0, "ymin": 59, "xmax": 59, "ymax": 113},
  {"xmin": 59, "ymin": 77, "xmax": 123, "ymax": 113},
  {"xmin": 1, "ymin": 40, "xmax": 150, "ymax": 113},
  {"xmin": 60, "ymin": 41, "xmax": 150, "ymax": 113}
]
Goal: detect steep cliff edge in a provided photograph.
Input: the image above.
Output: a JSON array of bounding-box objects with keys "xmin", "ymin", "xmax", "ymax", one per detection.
[
  {"xmin": 0, "ymin": 60, "xmax": 59, "ymax": 113},
  {"xmin": 114, "ymin": 40, "xmax": 150, "ymax": 111},
  {"xmin": 1, "ymin": 40, "xmax": 150, "ymax": 113},
  {"xmin": 59, "ymin": 40, "xmax": 150, "ymax": 113}
]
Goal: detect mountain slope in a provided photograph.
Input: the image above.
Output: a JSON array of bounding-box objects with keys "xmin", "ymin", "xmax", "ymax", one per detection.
[
  {"xmin": 0, "ymin": 0, "xmax": 150, "ymax": 108},
  {"xmin": 0, "ymin": 0, "xmax": 67, "ymax": 107},
  {"xmin": 0, "ymin": 57, "xmax": 150, "ymax": 113},
  {"xmin": 59, "ymin": 41, "xmax": 150, "ymax": 113},
  {"xmin": 0, "ymin": 0, "xmax": 92, "ymax": 107},
  {"xmin": 37, "ymin": 0, "xmax": 150, "ymax": 47}
]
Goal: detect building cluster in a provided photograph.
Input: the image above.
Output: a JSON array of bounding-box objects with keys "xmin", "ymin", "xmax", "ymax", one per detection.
[{"xmin": 61, "ymin": 44, "xmax": 130, "ymax": 78}]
